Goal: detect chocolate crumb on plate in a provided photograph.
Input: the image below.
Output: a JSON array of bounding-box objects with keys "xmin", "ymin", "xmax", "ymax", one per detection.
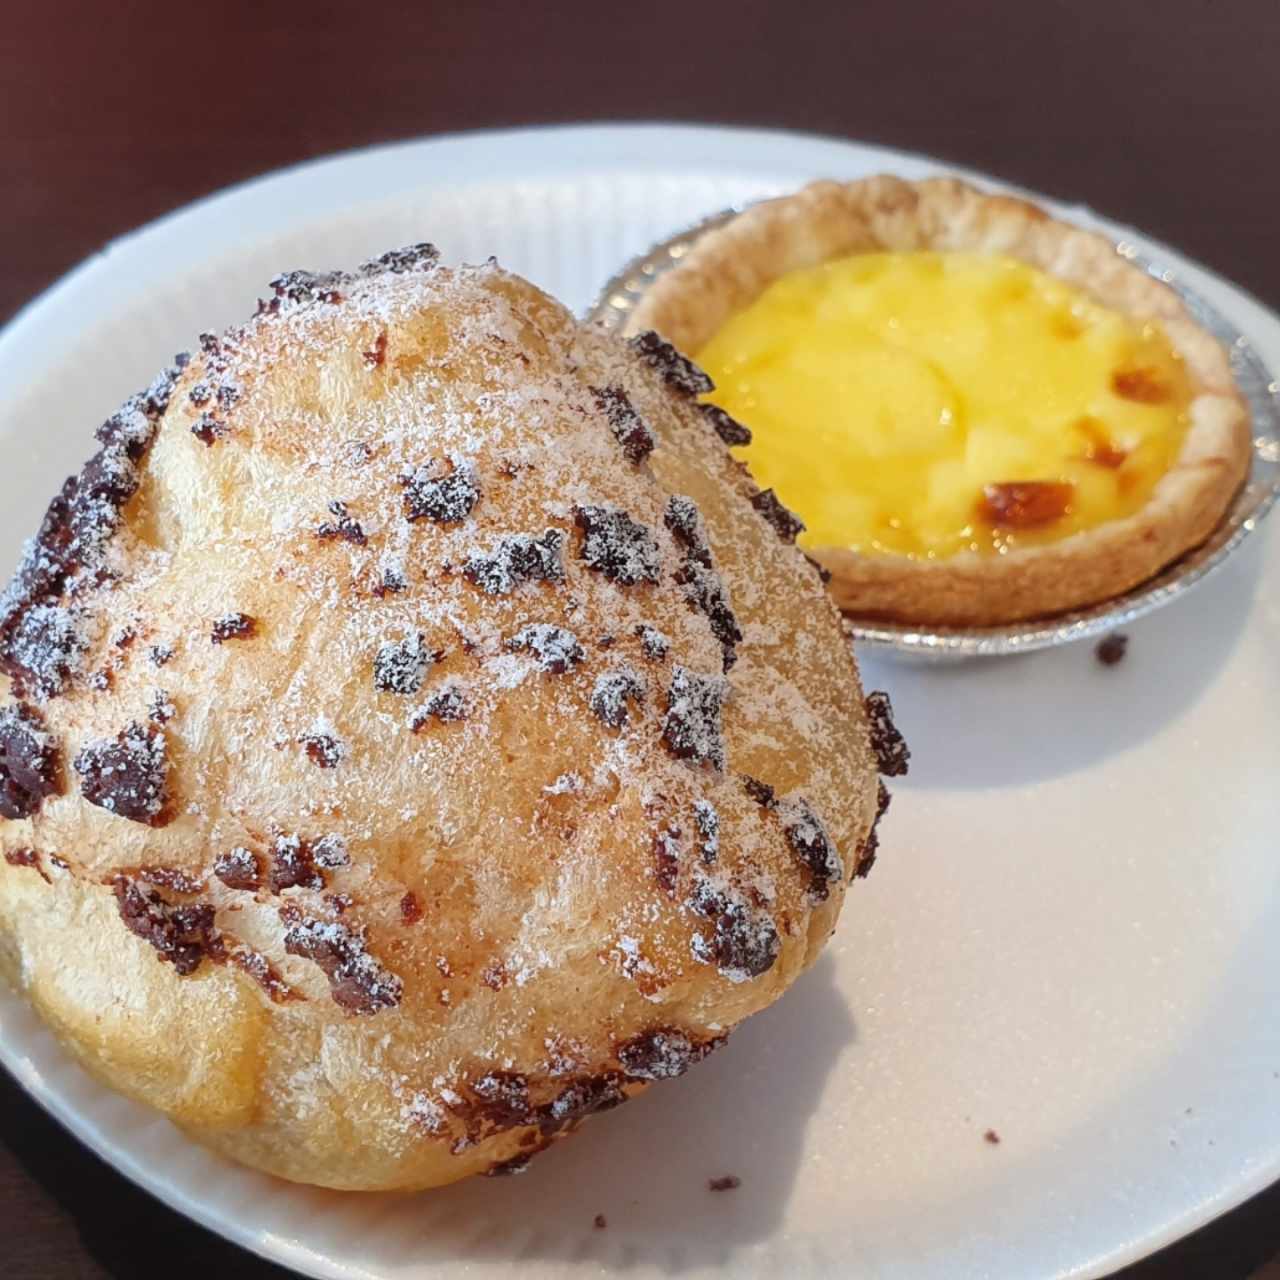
[
  {"xmin": 593, "ymin": 1213, "xmax": 607, "ymax": 1230},
  {"xmin": 984, "ymin": 1129, "xmax": 1001, "ymax": 1145},
  {"xmin": 1095, "ymin": 633, "xmax": 1128, "ymax": 666},
  {"xmin": 708, "ymin": 1175, "xmax": 742, "ymax": 1192}
]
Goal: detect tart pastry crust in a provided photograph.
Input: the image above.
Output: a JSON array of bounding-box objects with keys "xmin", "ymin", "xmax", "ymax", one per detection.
[{"xmin": 625, "ymin": 177, "xmax": 1252, "ymax": 625}]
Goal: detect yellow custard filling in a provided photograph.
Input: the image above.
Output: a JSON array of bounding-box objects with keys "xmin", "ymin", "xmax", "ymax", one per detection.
[{"xmin": 696, "ymin": 251, "xmax": 1193, "ymax": 557}]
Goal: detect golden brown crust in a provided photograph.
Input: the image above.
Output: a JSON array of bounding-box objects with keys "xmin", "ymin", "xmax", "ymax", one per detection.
[
  {"xmin": 625, "ymin": 177, "xmax": 1252, "ymax": 625},
  {"xmin": 0, "ymin": 255, "xmax": 881, "ymax": 1189}
]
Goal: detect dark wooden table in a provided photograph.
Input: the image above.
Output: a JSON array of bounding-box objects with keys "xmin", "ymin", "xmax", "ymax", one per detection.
[{"xmin": 2, "ymin": 1, "xmax": 1278, "ymax": 1275}]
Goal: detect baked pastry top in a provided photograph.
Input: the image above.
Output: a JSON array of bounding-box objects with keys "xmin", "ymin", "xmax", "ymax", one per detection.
[
  {"xmin": 0, "ymin": 248, "xmax": 897, "ymax": 1190},
  {"xmin": 625, "ymin": 177, "xmax": 1252, "ymax": 625}
]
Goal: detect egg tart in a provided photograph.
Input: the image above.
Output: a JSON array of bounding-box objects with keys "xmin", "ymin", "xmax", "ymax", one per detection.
[{"xmin": 623, "ymin": 177, "xmax": 1252, "ymax": 625}]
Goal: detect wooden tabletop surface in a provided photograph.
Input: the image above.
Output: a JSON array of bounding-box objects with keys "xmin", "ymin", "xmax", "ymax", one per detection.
[{"xmin": 2, "ymin": 1, "xmax": 1279, "ymax": 1276}]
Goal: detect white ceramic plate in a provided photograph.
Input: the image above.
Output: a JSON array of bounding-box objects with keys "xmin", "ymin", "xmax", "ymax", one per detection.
[{"xmin": 2, "ymin": 124, "xmax": 1279, "ymax": 1280}]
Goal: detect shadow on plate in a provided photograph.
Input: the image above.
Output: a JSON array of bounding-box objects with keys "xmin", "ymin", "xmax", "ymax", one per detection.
[
  {"xmin": 861, "ymin": 536, "xmax": 1265, "ymax": 791},
  {"xmin": 415, "ymin": 953, "xmax": 855, "ymax": 1271}
]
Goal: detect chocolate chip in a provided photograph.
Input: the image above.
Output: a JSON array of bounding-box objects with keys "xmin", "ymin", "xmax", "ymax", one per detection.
[
  {"xmin": 636, "ymin": 624, "xmax": 670, "ymax": 660},
  {"xmin": 864, "ymin": 691, "xmax": 910, "ymax": 776},
  {"xmin": 214, "ymin": 846, "xmax": 262, "ymax": 891},
  {"xmin": 538, "ymin": 1074, "xmax": 628, "ymax": 1134},
  {"xmin": 279, "ymin": 902, "xmax": 402, "ymax": 1014},
  {"xmin": 316, "ymin": 500, "xmax": 367, "ymax": 545},
  {"xmin": 269, "ymin": 834, "xmax": 325, "ymax": 892},
  {"xmin": 803, "ymin": 552, "xmax": 832, "ymax": 585},
  {"xmin": 191, "ymin": 413, "xmax": 225, "ymax": 447},
  {"xmin": 0, "ymin": 702, "xmax": 60, "ymax": 820},
  {"xmin": 854, "ymin": 780, "xmax": 892, "ymax": 880},
  {"xmin": 266, "ymin": 268, "xmax": 346, "ymax": 309},
  {"xmin": 3, "ymin": 848, "xmax": 48, "ymax": 882},
  {"xmin": 688, "ymin": 876, "xmax": 780, "ymax": 980},
  {"xmin": 590, "ymin": 667, "xmax": 646, "ymax": 729},
  {"xmin": 229, "ymin": 948, "xmax": 296, "ymax": 1003},
  {"xmin": 471, "ymin": 1072, "xmax": 532, "ymax": 1127},
  {"xmin": 376, "ymin": 558, "xmax": 408, "ymax": 596},
  {"xmin": 411, "ymin": 680, "xmax": 468, "ymax": 728},
  {"xmin": 373, "ymin": 633, "xmax": 434, "ymax": 695},
  {"xmin": 591, "ymin": 385, "xmax": 655, "ymax": 464},
  {"xmin": 363, "ymin": 332, "xmax": 388, "ymax": 369},
  {"xmin": 693, "ymin": 799, "xmax": 719, "ymax": 864},
  {"xmin": 653, "ymin": 825, "xmax": 682, "ymax": 895},
  {"xmin": 360, "ymin": 243, "xmax": 440, "ymax": 275},
  {"xmin": 782, "ymin": 798, "xmax": 842, "ymax": 901},
  {"xmin": 2, "ymin": 604, "xmax": 87, "ymax": 702},
  {"xmin": 300, "ymin": 732, "xmax": 346, "ymax": 769},
  {"xmin": 664, "ymin": 495, "xmax": 711, "ymax": 565},
  {"xmin": 629, "ymin": 331, "xmax": 714, "ymax": 396},
  {"xmin": 148, "ymin": 644, "xmax": 174, "ymax": 667},
  {"xmin": 483, "ymin": 1154, "xmax": 533, "ymax": 1177},
  {"xmin": 311, "ymin": 834, "xmax": 349, "ymax": 869},
  {"xmin": 139, "ymin": 866, "xmax": 203, "ymax": 895},
  {"xmin": 666, "ymin": 497, "xmax": 740, "ymax": 671},
  {"xmin": 402, "ymin": 462, "xmax": 481, "ymax": 525},
  {"xmin": 507, "ymin": 624, "xmax": 584, "ymax": 674},
  {"xmin": 113, "ymin": 877, "xmax": 222, "ymax": 976},
  {"xmin": 741, "ymin": 775, "xmax": 775, "ymax": 809},
  {"xmin": 661, "ymin": 667, "xmax": 727, "ymax": 770},
  {"xmin": 1095, "ymin": 633, "xmax": 1128, "ymax": 666},
  {"xmin": 675, "ymin": 561, "xmax": 741, "ymax": 672},
  {"xmin": 74, "ymin": 722, "xmax": 170, "ymax": 826},
  {"xmin": 574, "ymin": 505, "xmax": 660, "ymax": 586},
  {"xmin": 750, "ymin": 489, "xmax": 805, "ymax": 544},
  {"xmin": 211, "ymin": 613, "xmax": 256, "ymax": 644},
  {"xmin": 617, "ymin": 1027, "xmax": 726, "ymax": 1079},
  {"xmin": 463, "ymin": 529, "xmax": 564, "ymax": 595},
  {"xmin": 400, "ymin": 891, "xmax": 423, "ymax": 924},
  {"xmin": 147, "ymin": 689, "xmax": 175, "ymax": 724},
  {"xmin": 697, "ymin": 402, "xmax": 751, "ymax": 446}
]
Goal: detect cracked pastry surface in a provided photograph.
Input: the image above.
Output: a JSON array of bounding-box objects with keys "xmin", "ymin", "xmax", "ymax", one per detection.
[{"xmin": 0, "ymin": 248, "xmax": 896, "ymax": 1190}]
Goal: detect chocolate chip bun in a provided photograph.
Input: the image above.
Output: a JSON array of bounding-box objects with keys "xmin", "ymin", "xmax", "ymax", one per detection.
[{"xmin": 0, "ymin": 247, "xmax": 903, "ymax": 1190}]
